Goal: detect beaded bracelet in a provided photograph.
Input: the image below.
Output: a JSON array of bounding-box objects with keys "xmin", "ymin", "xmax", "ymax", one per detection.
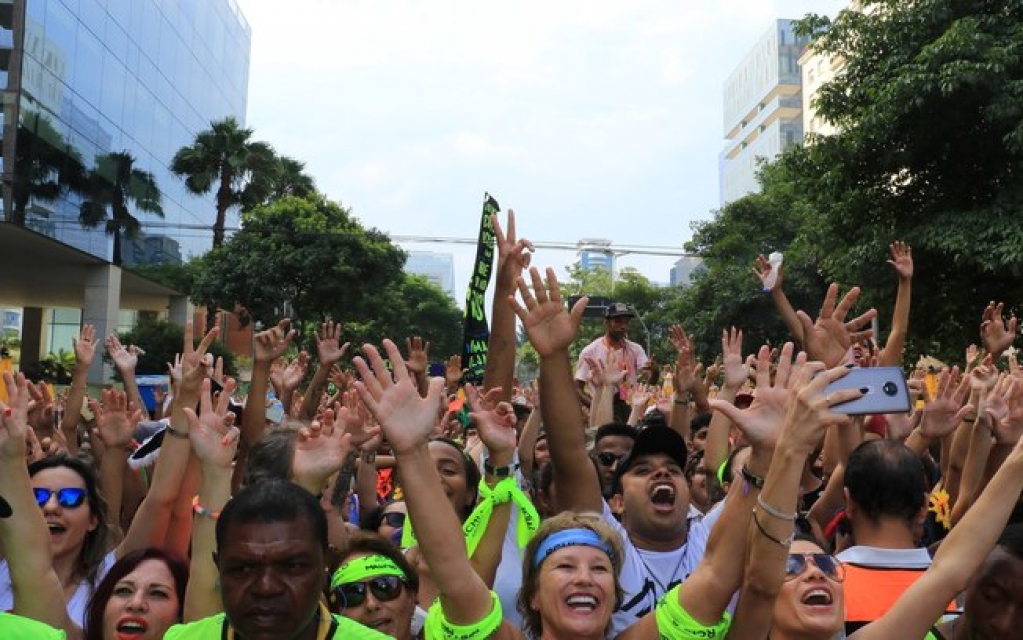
[{"xmin": 192, "ymin": 496, "xmax": 221, "ymax": 520}]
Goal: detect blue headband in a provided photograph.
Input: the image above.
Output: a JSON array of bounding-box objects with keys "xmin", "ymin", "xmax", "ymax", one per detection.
[{"xmin": 533, "ymin": 528, "xmax": 614, "ymax": 568}]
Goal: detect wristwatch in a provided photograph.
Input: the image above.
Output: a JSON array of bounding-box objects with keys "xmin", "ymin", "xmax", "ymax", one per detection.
[{"xmin": 484, "ymin": 461, "xmax": 520, "ymax": 478}]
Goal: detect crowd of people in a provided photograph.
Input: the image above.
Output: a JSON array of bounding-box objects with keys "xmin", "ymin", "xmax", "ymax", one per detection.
[{"xmin": 1, "ymin": 212, "xmax": 1022, "ymax": 639}]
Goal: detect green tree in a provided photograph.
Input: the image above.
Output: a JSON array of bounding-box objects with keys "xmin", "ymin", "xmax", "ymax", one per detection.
[
  {"xmin": 787, "ymin": 0, "xmax": 1023, "ymax": 359},
  {"xmin": 190, "ymin": 194, "xmax": 407, "ymax": 332},
  {"xmin": 79, "ymin": 151, "xmax": 163, "ymax": 266},
  {"xmin": 548, "ymin": 263, "xmax": 685, "ymax": 366},
  {"xmin": 345, "ymin": 273, "xmax": 464, "ymax": 361},
  {"xmin": 259, "ymin": 155, "xmax": 317, "ymax": 205},
  {"xmin": 170, "ymin": 116, "xmax": 277, "ymax": 249},
  {"xmin": 109, "ymin": 318, "xmax": 237, "ymax": 379}
]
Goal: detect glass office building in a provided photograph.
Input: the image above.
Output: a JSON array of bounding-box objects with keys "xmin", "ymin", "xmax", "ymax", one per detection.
[{"xmin": 0, "ymin": 0, "xmax": 251, "ymax": 266}]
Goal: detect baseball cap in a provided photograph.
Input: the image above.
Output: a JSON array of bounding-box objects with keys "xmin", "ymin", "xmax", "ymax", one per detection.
[
  {"xmin": 604, "ymin": 302, "xmax": 636, "ymax": 319},
  {"xmin": 611, "ymin": 426, "xmax": 688, "ymax": 492}
]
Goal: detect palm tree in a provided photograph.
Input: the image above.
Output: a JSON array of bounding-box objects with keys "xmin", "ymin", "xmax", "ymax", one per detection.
[
  {"xmin": 10, "ymin": 112, "xmax": 86, "ymax": 225},
  {"xmin": 170, "ymin": 116, "xmax": 277, "ymax": 248},
  {"xmin": 79, "ymin": 152, "xmax": 163, "ymax": 266},
  {"xmin": 257, "ymin": 155, "xmax": 317, "ymax": 205}
]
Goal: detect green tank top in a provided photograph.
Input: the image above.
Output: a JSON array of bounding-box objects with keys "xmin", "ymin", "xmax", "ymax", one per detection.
[
  {"xmin": 164, "ymin": 611, "xmax": 390, "ymax": 639},
  {"xmin": 0, "ymin": 612, "xmax": 66, "ymax": 639}
]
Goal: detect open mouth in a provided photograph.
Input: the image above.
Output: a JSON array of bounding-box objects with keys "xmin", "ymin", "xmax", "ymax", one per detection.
[
  {"xmin": 650, "ymin": 483, "xmax": 676, "ymax": 511},
  {"xmin": 46, "ymin": 522, "xmax": 67, "ymax": 535},
  {"xmin": 115, "ymin": 617, "xmax": 148, "ymax": 638},
  {"xmin": 801, "ymin": 588, "xmax": 833, "ymax": 606},
  {"xmin": 565, "ymin": 594, "xmax": 599, "ymax": 613}
]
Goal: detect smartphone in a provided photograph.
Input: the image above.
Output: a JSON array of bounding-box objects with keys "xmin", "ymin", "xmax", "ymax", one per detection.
[{"xmin": 825, "ymin": 367, "xmax": 911, "ymax": 415}]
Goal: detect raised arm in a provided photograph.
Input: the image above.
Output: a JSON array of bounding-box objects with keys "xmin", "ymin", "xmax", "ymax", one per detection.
[
  {"xmin": 511, "ymin": 267, "xmax": 603, "ymax": 513},
  {"xmin": 0, "ymin": 372, "xmax": 79, "ymax": 636},
  {"xmin": 484, "ymin": 210, "xmax": 533, "ymax": 402},
  {"xmin": 980, "ymin": 301, "xmax": 1017, "ymax": 362},
  {"xmin": 182, "ymin": 376, "xmax": 240, "ymax": 621},
  {"xmin": 754, "ymin": 254, "xmax": 803, "ymax": 344},
  {"xmin": 879, "ymin": 242, "xmax": 913, "ymax": 367},
  {"xmin": 60, "ymin": 325, "xmax": 98, "ymax": 456},
  {"xmin": 354, "ymin": 340, "xmax": 501, "ymax": 629},
  {"xmin": 705, "ymin": 328, "xmax": 748, "ymax": 474},
  {"xmin": 106, "ymin": 334, "xmax": 146, "ymax": 420},
  {"xmin": 853, "ymin": 403, "xmax": 1023, "ymax": 640},
  {"xmin": 242, "ymin": 319, "xmax": 295, "ymax": 448},
  {"xmin": 116, "ymin": 320, "xmax": 220, "ymax": 558},
  {"xmin": 727, "ymin": 363, "xmax": 860, "ymax": 640},
  {"xmin": 300, "ymin": 320, "xmax": 350, "ymax": 421}
]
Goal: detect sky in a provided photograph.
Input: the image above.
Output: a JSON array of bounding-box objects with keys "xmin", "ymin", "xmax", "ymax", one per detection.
[{"xmin": 235, "ymin": 0, "xmax": 848, "ymax": 302}]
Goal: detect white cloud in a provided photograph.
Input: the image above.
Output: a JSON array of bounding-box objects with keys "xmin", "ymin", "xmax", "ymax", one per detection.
[{"xmin": 237, "ymin": 0, "xmax": 849, "ymax": 300}]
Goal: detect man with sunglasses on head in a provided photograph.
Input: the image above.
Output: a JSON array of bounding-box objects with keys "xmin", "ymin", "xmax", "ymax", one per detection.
[{"xmin": 574, "ymin": 302, "xmax": 649, "ymax": 408}]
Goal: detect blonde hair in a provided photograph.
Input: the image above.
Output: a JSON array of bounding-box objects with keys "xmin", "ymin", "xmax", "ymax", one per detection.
[{"xmin": 517, "ymin": 511, "xmax": 624, "ymax": 638}]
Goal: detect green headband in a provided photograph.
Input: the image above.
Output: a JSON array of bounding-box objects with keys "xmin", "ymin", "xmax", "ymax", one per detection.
[{"xmin": 331, "ymin": 555, "xmax": 406, "ymax": 590}]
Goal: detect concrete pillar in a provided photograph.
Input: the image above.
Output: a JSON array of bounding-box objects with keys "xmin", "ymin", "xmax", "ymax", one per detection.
[
  {"xmin": 168, "ymin": 295, "xmax": 190, "ymax": 327},
  {"xmin": 19, "ymin": 306, "xmax": 45, "ymax": 367},
  {"xmin": 83, "ymin": 265, "xmax": 121, "ymax": 385}
]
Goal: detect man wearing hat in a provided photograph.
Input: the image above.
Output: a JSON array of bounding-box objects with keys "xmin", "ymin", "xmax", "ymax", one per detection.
[{"xmin": 574, "ymin": 302, "xmax": 649, "ymax": 407}]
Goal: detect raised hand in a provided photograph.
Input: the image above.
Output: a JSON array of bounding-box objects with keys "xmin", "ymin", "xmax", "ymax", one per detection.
[
  {"xmin": 105, "ymin": 334, "xmax": 139, "ymax": 373},
  {"xmin": 671, "ymin": 326, "xmax": 700, "ymax": 393},
  {"xmin": 965, "ymin": 344, "xmax": 981, "ymax": 372},
  {"xmin": 510, "ymin": 267, "xmax": 586, "ymax": 358},
  {"xmin": 465, "ymin": 384, "xmax": 517, "ymax": 457},
  {"xmin": 25, "ymin": 380, "xmax": 54, "ymax": 434},
  {"xmin": 166, "ymin": 353, "xmax": 183, "ymax": 389},
  {"xmin": 887, "ymin": 241, "xmax": 914, "ymax": 279},
  {"xmin": 292, "ymin": 407, "xmax": 355, "ymax": 488},
  {"xmin": 721, "ymin": 327, "xmax": 749, "ymax": 391},
  {"xmin": 778, "ymin": 359, "xmax": 859, "ymax": 453},
  {"xmin": 796, "ymin": 283, "xmax": 877, "ymax": 368},
  {"xmin": 354, "ymin": 340, "xmax": 444, "ymax": 456},
  {"xmin": 709, "ymin": 344, "xmax": 827, "ymax": 453},
  {"xmin": 753, "ymin": 254, "xmax": 784, "ymax": 292},
  {"xmin": 492, "ymin": 209, "xmax": 534, "ymax": 290},
  {"xmin": 405, "ymin": 336, "xmax": 430, "ymax": 376},
  {"xmin": 0, "ymin": 372, "xmax": 30, "ymax": 461},
  {"xmin": 279, "ymin": 353, "xmax": 310, "ymax": 392},
  {"xmin": 981, "ymin": 301, "xmax": 1017, "ymax": 358},
  {"xmin": 91, "ymin": 389, "xmax": 140, "ymax": 449},
  {"xmin": 335, "ymin": 389, "xmax": 381, "ymax": 452},
  {"xmin": 585, "ymin": 351, "xmax": 625, "ymax": 388},
  {"xmin": 185, "ymin": 378, "xmax": 240, "ymax": 469},
  {"xmin": 73, "ymin": 325, "xmax": 98, "ymax": 369},
  {"xmin": 629, "ymin": 384, "xmax": 653, "ymax": 411},
  {"xmin": 253, "ymin": 318, "xmax": 296, "ymax": 364},
  {"xmin": 999, "ymin": 377, "xmax": 1023, "ymax": 446},
  {"xmin": 444, "ymin": 355, "xmax": 464, "ymax": 389},
  {"xmin": 176, "ymin": 320, "xmax": 220, "ymax": 405},
  {"xmin": 919, "ymin": 367, "xmax": 972, "ymax": 441},
  {"xmin": 316, "ymin": 320, "xmax": 349, "ymax": 367}
]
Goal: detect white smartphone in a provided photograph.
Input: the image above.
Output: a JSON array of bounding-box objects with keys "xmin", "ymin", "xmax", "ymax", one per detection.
[{"xmin": 825, "ymin": 367, "xmax": 911, "ymax": 415}]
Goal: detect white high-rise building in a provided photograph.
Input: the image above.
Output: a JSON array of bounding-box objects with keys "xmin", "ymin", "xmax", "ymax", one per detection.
[
  {"xmin": 405, "ymin": 251, "xmax": 456, "ymax": 299},
  {"xmin": 720, "ymin": 20, "xmax": 810, "ymax": 204}
]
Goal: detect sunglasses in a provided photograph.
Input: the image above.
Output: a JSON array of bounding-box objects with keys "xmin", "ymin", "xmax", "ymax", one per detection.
[
  {"xmin": 335, "ymin": 576, "xmax": 405, "ymax": 608},
  {"xmin": 381, "ymin": 512, "xmax": 406, "ymax": 528},
  {"xmin": 33, "ymin": 487, "xmax": 87, "ymax": 509},
  {"xmin": 785, "ymin": 553, "xmax": 844, "ymax": 582},
  {"xmin": 596, "ymin": 452, "xmax": 623, "ymax": 467}
]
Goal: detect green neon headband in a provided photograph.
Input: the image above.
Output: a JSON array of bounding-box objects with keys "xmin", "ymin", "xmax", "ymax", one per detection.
[{"xmin": 331, "ymin": 554, "xmax": 406, "ymax": 590}]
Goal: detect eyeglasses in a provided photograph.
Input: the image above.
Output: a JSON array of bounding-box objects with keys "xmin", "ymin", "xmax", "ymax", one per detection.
[
  {"xmin": 335, "ymin": 576, "xmax": 405, "ymax": 608},
  {"xmin": 785, "ymin": 553, "xmax": 844, "ymax": 582},
  {"xmin": 381, "ymin": 512, "xmax": 406, "ymax": 528},
  {"xmin": 596, "ymin": 452, "xmax": 623, "ymax": 467},
  {"xmin": 33, "ymin": 487, "xmax": 87, "ymax": 509}
]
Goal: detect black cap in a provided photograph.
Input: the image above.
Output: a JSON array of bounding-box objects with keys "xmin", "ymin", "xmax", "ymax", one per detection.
[
  {"xmin": 605, "ymin": 302, "xmax": 636, "ymax": 319},
  {"xmin": 611, "ymin": 426, "xmax": 688, "ymax": 493}
]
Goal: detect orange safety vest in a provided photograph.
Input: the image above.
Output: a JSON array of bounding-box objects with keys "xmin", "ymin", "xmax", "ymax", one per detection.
[{"xmin": 842, "ymin": 563, "xmax": 956, "ymax": 634}]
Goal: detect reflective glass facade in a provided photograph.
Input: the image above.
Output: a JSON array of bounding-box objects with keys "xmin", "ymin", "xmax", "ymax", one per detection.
[{"xmin": 0, "ymin": 0, "xmax": 250, "ymax": 265}]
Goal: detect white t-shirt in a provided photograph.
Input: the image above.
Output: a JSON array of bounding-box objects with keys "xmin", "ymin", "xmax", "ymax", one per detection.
[
  {"xmin": 0, "ymin": 550, "xmax": 117, "ymax": 627},
  {"xmin": 492, "ymin": 502, "xmax": 526, "ymax": 629},
  {"xmin": 605, "ymin": 500, "xmax": 721, "ymax": 636}
]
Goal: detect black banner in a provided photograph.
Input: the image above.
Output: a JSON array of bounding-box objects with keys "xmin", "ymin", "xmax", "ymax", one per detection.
[{"xmin": 461, "ymin": 194, "xmax": 499, "ymax": 385}]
